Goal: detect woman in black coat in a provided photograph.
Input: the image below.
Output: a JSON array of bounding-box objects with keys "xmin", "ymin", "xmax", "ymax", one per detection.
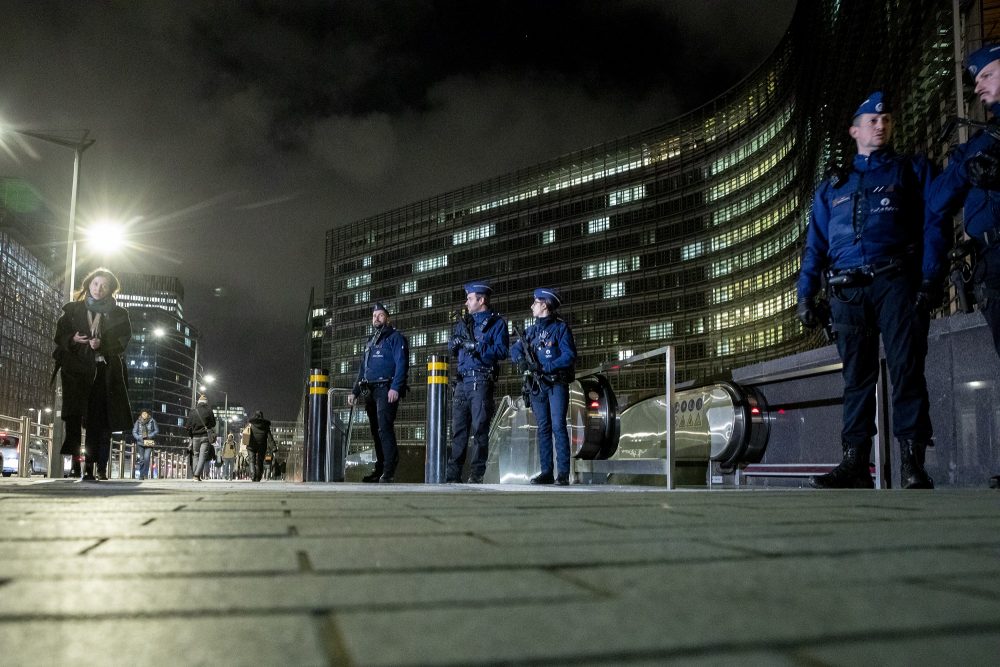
[{"xmin": 53, "ymin": 268, "xmax": 133, "ymax": 480}]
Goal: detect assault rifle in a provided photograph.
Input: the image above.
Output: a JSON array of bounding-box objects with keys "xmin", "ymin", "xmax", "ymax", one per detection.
[
  {"xmin": 450, "ymin": 310, "xmax": 476, "ymax": 356},
  {"xmin": 511, "ymin": 322, "xmax": 541, "ymax": 405}
]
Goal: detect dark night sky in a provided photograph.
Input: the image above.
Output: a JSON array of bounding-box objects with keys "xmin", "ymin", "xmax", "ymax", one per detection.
[{"xmin": 0, "ymin": 0, "xmax": 796, "ymax": 419}]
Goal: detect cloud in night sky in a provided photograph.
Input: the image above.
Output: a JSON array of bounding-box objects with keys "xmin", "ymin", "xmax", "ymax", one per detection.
[{"xmin": 0, "ymin": 0, "xmax": 797, "ymax": 416}]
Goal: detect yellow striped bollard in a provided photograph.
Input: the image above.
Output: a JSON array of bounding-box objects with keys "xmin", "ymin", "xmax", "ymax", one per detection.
[{"xmin": 425, "ymin": 355, "xmax": 449, "ymax": 483}]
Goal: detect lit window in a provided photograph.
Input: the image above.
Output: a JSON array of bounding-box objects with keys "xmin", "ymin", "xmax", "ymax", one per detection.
[
  {"xmin": 649, "ymin": 322, "xmax": 673, "ymax": 339},
  {"xmin": 415, "ymin": 255, "xmax": 448, "ymax": 272},
  {"xmin": 582, "ymin": 256, "xmax": 640, "ymax": 279},
  {"xmin": 411, "ymin": 333, "xmax": 427, "ymax": 347},
  {"xmin": 609, "ymin": 185, "xmax": 646, "ymax": 207},
  {"xmin": 401, "ymin": 280, "xmax": 417, "ymax": 294},
  {"xmin": 339, "ymin": 361, "xmax": 349, "ymax": 374},
  {"xmin": 542, "ymin": 230, "xmax": 555, "ymax": 244},
  {"xmin": 423, "ymin": 295, "xmax": 433, "ymax": 308},
  {"xmin": 587, "ymin": 217, "xmax": 610, "ymax": 234},
  {"xmin": 362, "ymin": 256, "xmax": 372, "ymax": 267},
  {"xmin": 346, "ymin": 274, "xmax": 371, "ymax": 288},
  {"xmin": 618, "ymin": 350, "xmax": 634, "ymax": 361},
  {"xmin": 353, "ymin": 291, "xmax": 370, "ymax": 304},
  {"xmin": 434, "ymin": 330, "xmax": 450, "ymax": 344},
  {"xmin": 453, "ymin": 223, "xmax": 496, "ymax": 245},
  {"xmin": 603, "ymin": 282, "xmax": 625, "ymax": 299},
  {"xmin": 681, "ymin": 241, "xmax": 705, "ymax": 261}
]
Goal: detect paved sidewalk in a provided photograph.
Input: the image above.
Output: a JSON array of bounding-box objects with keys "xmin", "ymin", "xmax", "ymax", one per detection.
[{"xmin": 0, "ymin": 479, "xmax": 998, "ymax": 665}]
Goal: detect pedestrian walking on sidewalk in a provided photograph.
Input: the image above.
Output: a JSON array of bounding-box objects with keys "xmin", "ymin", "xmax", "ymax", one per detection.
[{"xmin": 186, "ymin": 394, "xmax": 217, "ymax": 481}]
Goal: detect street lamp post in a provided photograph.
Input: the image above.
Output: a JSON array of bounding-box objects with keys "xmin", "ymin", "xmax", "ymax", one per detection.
[
  {"xmin": 201, "ymin": 375, "xmax": 230, "ymax": 440},
  {"xmin": 3, "ymin": 128, "xmax": 96, "ymax": 479}
]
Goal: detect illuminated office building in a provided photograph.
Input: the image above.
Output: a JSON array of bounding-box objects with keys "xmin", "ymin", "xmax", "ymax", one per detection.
[
  {"xmin": 123, "ymin": 274, "xmax": 203, "ymax": 446},
  {"xmin": 117, "ymin": 272, "xmax": 185, "ymax": 319},
  {"xmin": 321, "ymin": 1, "xmax": 965, "ymax": 449},
  {"xmin": 0, "ymin": 178, "xmax": 62, "ymax": 419}
]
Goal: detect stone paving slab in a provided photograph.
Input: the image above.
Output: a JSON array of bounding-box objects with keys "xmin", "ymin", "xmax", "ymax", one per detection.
[{"xmin": 0, "ymin": 479, "xmax": 998, "ymax": 665}]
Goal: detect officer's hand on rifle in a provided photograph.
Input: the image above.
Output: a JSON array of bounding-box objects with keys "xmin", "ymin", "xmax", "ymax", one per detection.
[
  {"xmin": 450, "ymin": 335, "xmax": 467, "ymax": 355},
  {"xmin": 796, "ymin": 299, "xmax": 820, "ymax": 329},
  {"xmin": 915, "ymin": 279, "xmax": 942, "ymax": 313}
]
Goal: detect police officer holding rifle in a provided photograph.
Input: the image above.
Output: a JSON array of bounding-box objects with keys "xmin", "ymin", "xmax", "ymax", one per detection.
[
  {"xmin": 511, "ymin": 287, "xmax": 577, "ymax": 486},
  {"xmin": 797, "ymin": 91, "xmax": 946, "ymax": 490},
  {"xmin": 446, "ymin": 281, "xmax": 508, "ymax": 484},
  {"xmin": 929, "ymin": 44, "xmax": 1000, "ymax": 488}
]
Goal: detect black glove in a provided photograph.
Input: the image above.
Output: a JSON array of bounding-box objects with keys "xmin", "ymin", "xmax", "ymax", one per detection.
[
  {"xmin": 449, "ymin": 336, "xmax": 467, "ymax": 354},
  {"xmin": 796, "ymin": 299, "xmax": 819, "ymax": 329},
  {"xmin": 915, "ymin": 279, "xmax": 942, "ymax": 313},
  {"xmin": 966, "ymin": 146, "xmax": 1000, "ymax": 190}
]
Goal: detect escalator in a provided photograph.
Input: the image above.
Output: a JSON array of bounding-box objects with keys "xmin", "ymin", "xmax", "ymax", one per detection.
[{"xmin": 484, "ymin": 374, "xmax": 770, "ymax": 485}]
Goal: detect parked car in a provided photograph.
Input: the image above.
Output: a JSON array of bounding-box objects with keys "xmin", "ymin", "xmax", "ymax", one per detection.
[{"xmin": 1, "ymin": 433, "xmax": 50, "ymax": 477}]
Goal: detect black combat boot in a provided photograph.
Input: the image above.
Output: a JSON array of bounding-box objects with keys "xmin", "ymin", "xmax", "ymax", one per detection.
[
  {"xmin": 810, "ymin": 441, "xmax": 874, "ymax": 489},
  {"xmin": 899, "ymin": 439, "xmax": 934, "ymax": 489}
]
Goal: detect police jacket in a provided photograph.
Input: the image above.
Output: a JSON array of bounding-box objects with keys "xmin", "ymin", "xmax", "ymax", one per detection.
[
  {"xmin": 353, "ymin": 325, "xmax": 409, "ymax": 395},
  {"xmin": 511, "ymin": 316, "xmax": 577, "ymax": 381},
  {"xmin": 928, "ymin": 106, "xmax": 1000, "ymax": 244},
  {"xmin": 798, "ymin": 148, "xmax": 945, "ymax": 301},
  {"xmin": 451, "ymin": 310, "xmax": 510, "ymax": 380}
]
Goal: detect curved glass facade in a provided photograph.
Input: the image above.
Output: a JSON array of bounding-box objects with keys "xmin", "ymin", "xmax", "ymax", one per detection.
[{"xmin": 321, "ymin": 0, "xmax": 960, "ymax": 447}]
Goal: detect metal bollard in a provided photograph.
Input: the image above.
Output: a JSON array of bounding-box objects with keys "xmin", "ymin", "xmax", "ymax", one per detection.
[
  {"xmin": 18, "ymin": 416, "xmax": 31, "ymax": 477},
  {"xmin": 304, "ymin": 369, "xmax": 329, "ymax": 482},
  {"xmin": 327, "ymin": 390, "xmax": 349, "ymax": 483},
  {"xmin": 424, "ymin": 355, "xmax": 449, "ymax": 483}
]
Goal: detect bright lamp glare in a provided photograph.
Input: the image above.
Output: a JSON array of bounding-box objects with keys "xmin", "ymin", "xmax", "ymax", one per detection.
[
  {"xmin": 204, "ymin": 374, "xmax": 216, "ymax": 383},
  {"xmin": 152, "ymin": 328, "xmax": 165, "ymax": 337},
  {"xmin": 85, "ymin": 220, "xmax": 126, "ymax": 253}
]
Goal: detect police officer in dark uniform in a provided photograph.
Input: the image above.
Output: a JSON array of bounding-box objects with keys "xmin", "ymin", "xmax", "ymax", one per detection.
[
  {"xmin": 349, "ymin": 302, "xmax": 409, "ymax": 483},
  {"xmin": 798, "ymin": 92, "xmax": 946, "ymax": 490},
  {"xmin": 511, "ymin": 288, "xmax": 577, "ymax": 485},
  {"xmin": 929, "ymin": 44, "xmax": 1000, "ymax": 488},
  {"xmin": 447, "ymin": 280, "xmax": 509, "ymax": 483}
]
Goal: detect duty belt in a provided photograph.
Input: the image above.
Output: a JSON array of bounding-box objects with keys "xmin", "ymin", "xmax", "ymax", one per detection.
[{"xmin": 827, "ymin": 258, "xmax": 903, "ymax": 288}]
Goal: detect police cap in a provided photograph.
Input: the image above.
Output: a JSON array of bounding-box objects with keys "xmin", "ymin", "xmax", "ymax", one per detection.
[
  {"xmin": 853, "ymin": 91, "xmax": 889, "ymax": 119},
  {"xmin": 533, "ymin": 287, "xmax": 562, "ymax": 308},
  {"xmin": 372, "ymin": 302, "xmax": 389, "ymax": 314},
  {"xmin": 966, "ymin": 44, "xmax": 1000, "ymax": 78},
  {"xmin": 463, "ymin": 280, "xmax": 492, "ymax": 296}
]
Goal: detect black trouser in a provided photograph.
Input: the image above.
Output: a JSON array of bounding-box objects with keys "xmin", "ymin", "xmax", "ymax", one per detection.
[
  {"xmin": 364, "ymin": 384, "xmax": 399, "ymax": 476},
  {"xmin": 830, "ymin": 270, "xmax": 932, "ymax": 445},
  {"xmin": 974, "ymin": 245, "xmax": 1000, "ymax": 358},
  {"xmin": 249, "ymin": 447, "xmax": 267, "ymax": 481},
  {"xmin": 448, "ymin": 379, "xmax": 495, "ymax": 480},
  {"xmin": 89, "ymin": 364, "xmax": 113, "ymax": 468}
]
